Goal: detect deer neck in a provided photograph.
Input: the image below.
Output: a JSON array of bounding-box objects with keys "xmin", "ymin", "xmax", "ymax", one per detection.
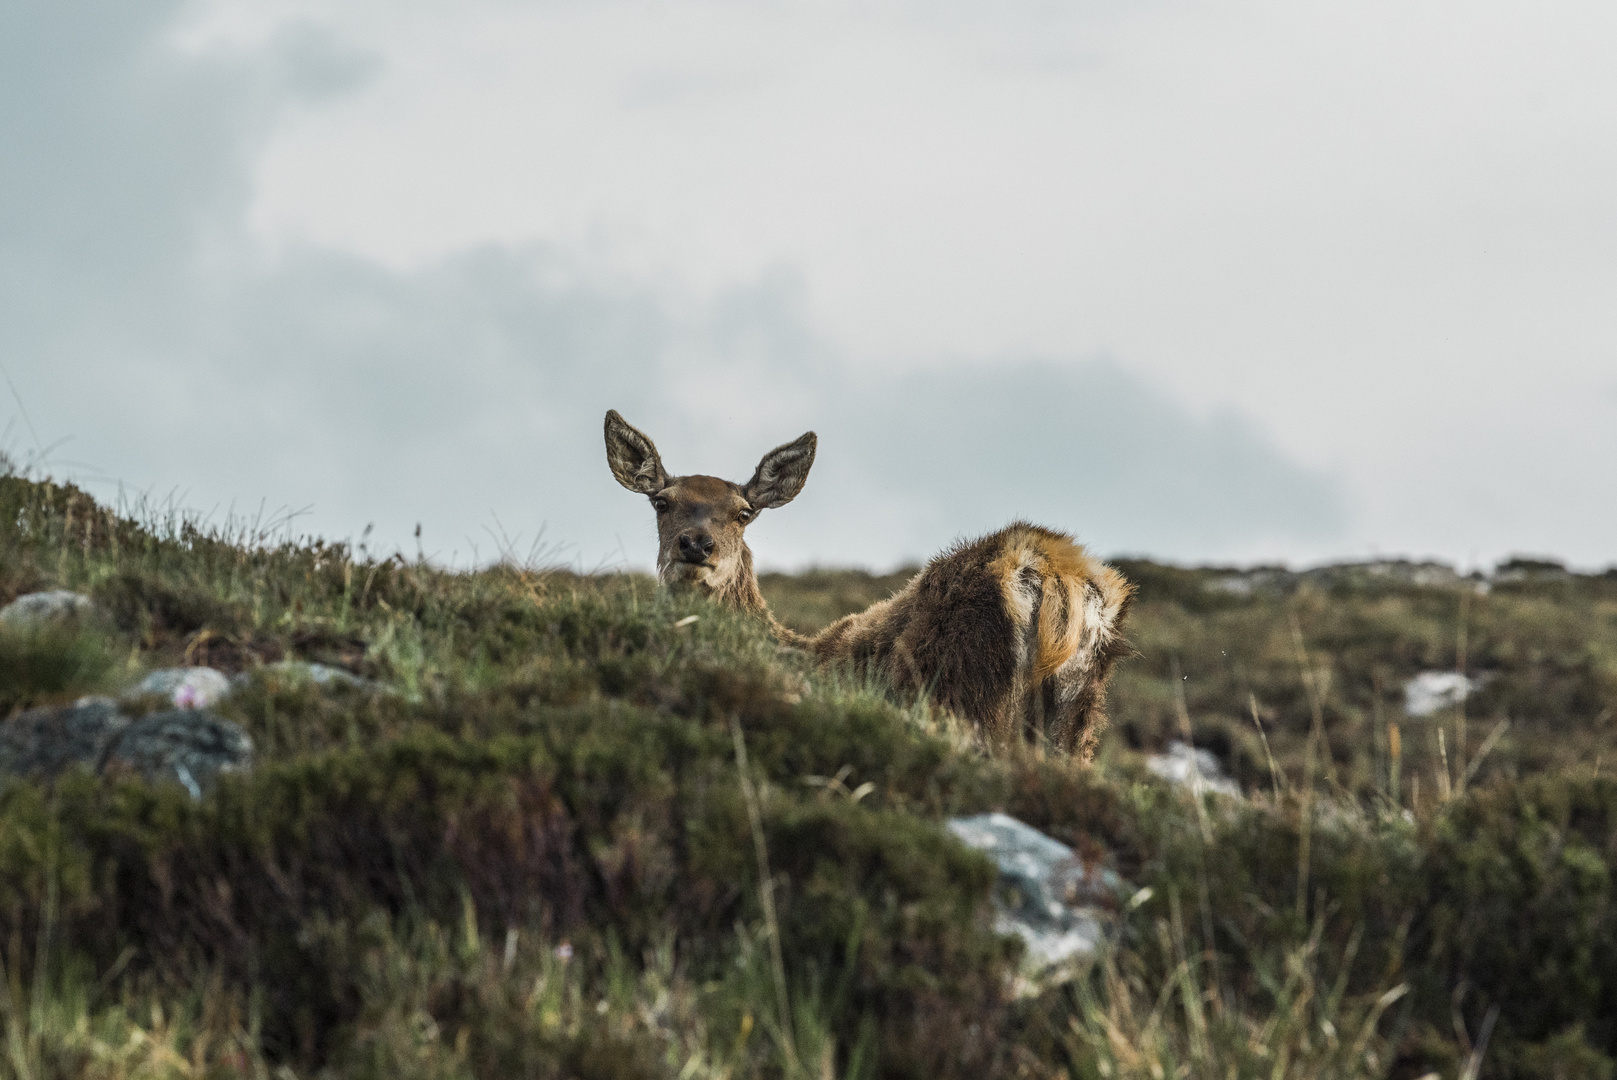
[
  {"xmin": 702, "ymin": 542, "xmax": 765, "ymax": 614},
  {"xmin": 704, "ymin": 542, "xmax": 814, "ymax": 650}
]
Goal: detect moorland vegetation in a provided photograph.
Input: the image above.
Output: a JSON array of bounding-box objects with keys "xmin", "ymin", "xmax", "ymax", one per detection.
[{"xmin": 2, "ymin": 464, "xmax": 1617, "ymax": 1080}]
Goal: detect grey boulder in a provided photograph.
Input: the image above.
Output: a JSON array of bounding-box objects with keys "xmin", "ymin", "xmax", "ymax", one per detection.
[
  {"xmin": 0, "ymin": 697, "xmax": 130, "ymax": 779},
  {"xmin": 102, "ymin": 711, "xmax": 253, "ymax": 798},
  {"xmin": 947, "ymin": 812, "xmax": 1130, "ymax": 993},
  {"xmin": 0, "ymin": 590, "xmax": 99, "ymax": 629},
  {"xmin": 0, "ymin": 699, "xmax": 252, "ymax": 799}
]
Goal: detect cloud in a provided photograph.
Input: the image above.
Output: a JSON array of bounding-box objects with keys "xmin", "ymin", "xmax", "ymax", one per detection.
[
  {"xmin": 0, "ymin": 0, "xmax": 1344, "ymax": 570},
  {"xmin": 826, "ymin": 360, "xmax": 1345, "ymax": 561}
]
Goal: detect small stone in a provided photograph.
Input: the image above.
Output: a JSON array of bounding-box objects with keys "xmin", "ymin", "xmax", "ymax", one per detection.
[
  {"xmin": 0, "ymin": 697, "xmax": 132, "ymax": 780},
  {"xmin": 1403, "ymin": 671, "xmax": 1479, "ymax": 718},
  {"xmin": 268, "ymin": 660, "xmax": 368, "ymax": 688},
  {"xmin": 130, "ymin": 667, "xmax": 233, "ymax": 709},
  {"xmin": 1146, "ymin": 741, "xmax": 1243, "ymax": 798},
  {"xmin": 947, "ymin": 812, "xmax": 1130, "ymax": 994},
  {"xmin": 229, "ymin": 661, "xmax": 381, "ymax": 694},
  {"xmin": 0, "ymin": 590, "xmax": 99, "ymax": 629},
  {"xmin": 101, "ymin": 710, "xmax": 253, "ymax": 797}
]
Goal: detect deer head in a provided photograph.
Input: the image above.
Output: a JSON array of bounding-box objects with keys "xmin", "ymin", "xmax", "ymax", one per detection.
[{"xmin": 604, "ymin": 410, "xmax": 817, "ymax": 606}]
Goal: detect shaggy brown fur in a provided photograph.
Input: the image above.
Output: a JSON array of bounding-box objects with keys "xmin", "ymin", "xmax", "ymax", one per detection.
[{"xmin": 604, "ymin": 410, "xmax": 1134, "ymax": 759}]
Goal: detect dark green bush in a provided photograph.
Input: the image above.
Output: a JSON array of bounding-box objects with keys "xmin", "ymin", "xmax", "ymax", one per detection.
[
  {"xmin": 1422, "ymin": 777, "xmax": 1617, "ymax": 1061},
  {"xmin": 0, "ymin": 698, "xmax": 1013, "ymax": 1076},
  {"xmin": 1494, "ymin": 1026, "xmax": 1616, "ymax": 1080}
]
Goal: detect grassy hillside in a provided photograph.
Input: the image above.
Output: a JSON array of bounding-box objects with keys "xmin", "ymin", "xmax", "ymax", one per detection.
[
  {"xmin": 2, "ymin": 469, "xmax": 1616, "ymax": 1079},
  {"xmin": 766, "ymin": 558, "xmax": 1617, "ymax": 797}
]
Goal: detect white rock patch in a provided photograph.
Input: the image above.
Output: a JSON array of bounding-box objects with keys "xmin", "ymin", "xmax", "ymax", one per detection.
[
  {"xmin": 1403, "ymin": 671, "xmax": 1479, "ymax": 717},
  {"xmin": 947, "ymin": 812, "xmax": 1130, "ymax": 994},
  {"xmin": 132, "ymin": 667, "xmax": 234, "ymax": 710},
  {"xmin": 1146, "ymin": 741, "xmax": 1243, "ymax": 798}
]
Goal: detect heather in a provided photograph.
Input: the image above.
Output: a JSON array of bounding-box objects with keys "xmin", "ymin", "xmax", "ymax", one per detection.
[{"xmin": 1, "ymin": 468, "xmax": 1615, "ymax": 1078}]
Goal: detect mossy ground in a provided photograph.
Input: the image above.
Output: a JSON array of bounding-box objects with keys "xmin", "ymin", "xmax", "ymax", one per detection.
[{"xmin": 1, "ymin": 471, "xmax": 1615, "ymax": 1079}]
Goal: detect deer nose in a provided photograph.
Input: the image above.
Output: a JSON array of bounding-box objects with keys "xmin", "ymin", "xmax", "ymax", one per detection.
[{"xmin": 677, "ymin": 532, "xmax": 715, "ymax": 563}]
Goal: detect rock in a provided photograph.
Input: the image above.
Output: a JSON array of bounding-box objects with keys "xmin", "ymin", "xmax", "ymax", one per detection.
[
  {"xmin": 1204, "ymin": 568, "xmax": 1294, "ymax": 597},
  {"xmin": 1403, "ymin": 671, "xmax": 1481, "ymax": 717},
  {"xmin": 130, "ymin": 667, "xmax": 233, "ymax": 709},
  {"xmin": 233, "ymin": 660, "xmax": 371, "ymax": 691},
  {"xmin": 0, "ymin": 698, "xmax": 251, "ymax": 799},
  {"xmin": 1146, "ymin": 741, "xmax": 1243, "ymax": 798},
  {"xmin": 102, "ymin": 711, "xmax": 252, "ymax": 797},
  {"xmin": 1308, "ymin": 560, "xmax": 1473, "ymax": 591},
  {"xmin": 1204, "ymin": 560, "xmax": 1486, "ymax": 598},
  {"xmin": 281, "ymin": 660, "xmax": 367, "ymax": 687},
  {"xmin": 0, "ymin": 697, "xmax": 131, "ymax": 780},
  {"xmin": 0, "ymin": 590, "xmax": 99, "ymax": 629},
  {"xmin": 139, "ymin": 661, "xmax": 380, "ymax": 707},
  {"xmin": 946, "ymin": 812, "xmax": 1129, "ymax": 993}
]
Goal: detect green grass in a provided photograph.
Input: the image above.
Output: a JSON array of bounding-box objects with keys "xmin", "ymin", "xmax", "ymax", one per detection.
[
  {"xmin": 2, "ymin": 469, "xmax": 1616, "ymax": 1078},
  {"xmin": 0, "ymin": 620, "xmax": 123, "ymax": 716}
]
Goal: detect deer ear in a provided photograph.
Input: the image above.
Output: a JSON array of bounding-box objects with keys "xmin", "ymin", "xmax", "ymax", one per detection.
[
  {"xmin": 744, "ymin": 432, "xmax": 817, "ymax": 509},
  {"xmin": 604, "ymin": 410, "xmax": 669, "ymax": 494}
]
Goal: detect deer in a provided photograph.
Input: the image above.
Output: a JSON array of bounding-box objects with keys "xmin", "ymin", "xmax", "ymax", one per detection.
[{"xmin": 604, "ymin": 409, "xmax": 1134, "ymax": 760}]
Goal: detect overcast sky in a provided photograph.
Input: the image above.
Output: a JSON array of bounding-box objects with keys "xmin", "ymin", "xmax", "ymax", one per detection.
[{"xmin": 3, "ymin": 0, "xmax": 1613, "ymax": 571}]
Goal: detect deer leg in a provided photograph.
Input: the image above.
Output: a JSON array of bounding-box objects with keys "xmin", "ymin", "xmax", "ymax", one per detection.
[{"xmin": 1046, "ymin": 663, "xmax": 1109, "ymax": 760}]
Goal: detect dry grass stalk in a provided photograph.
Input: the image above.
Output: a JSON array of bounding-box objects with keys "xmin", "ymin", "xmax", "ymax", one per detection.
[
  {"xmin": 730, "ymin": 718, "xmax": 799, "ymax": 1076},
  {"xmin": 1453, "ymin": 587, "xmax": 1471, "ymax": 797},
  {"xmin": 1170, "ymin": 655, "xmax": 1212, "ymax": 843},
  {"xmin": 1248, "ymin": 692, "xmax": 1283, "ymax": 800},
  {"xmin": 1067, "ymin": 914, "xmax": 1408, "ymax": 1080}
]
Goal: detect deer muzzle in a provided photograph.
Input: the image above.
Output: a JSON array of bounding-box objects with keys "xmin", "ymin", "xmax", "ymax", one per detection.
[{"xmin": 676, "ymin": 532, "xmax": 716, "ymax": 564}]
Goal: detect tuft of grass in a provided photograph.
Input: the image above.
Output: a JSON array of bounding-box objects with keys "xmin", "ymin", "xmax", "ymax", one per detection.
[
  {"xmin": 1062, "ymin": 918, "xmax": 1409, "ymax": 1080},
  {"xmin": 0, "ymin": 622, "xmax": 124, "ymax": 716}
]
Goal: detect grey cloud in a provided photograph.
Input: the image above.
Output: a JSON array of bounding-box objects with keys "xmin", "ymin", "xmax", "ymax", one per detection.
[
  {"xmin": 0, "ymin": 5, "xmax": 371, "ymax": 280},
  {"xmin": 265, "ymin": 23, "xmax": 383, "ymax": 102},
  {"xmin": 1, "ymin": 3, "xmax": 236, "ymax": 321},
  {"xmin": 820, "ymin": 361, "xmax": 1346, "ymax": 562},
  {"xmin": 1, "ymin": 2, "xmax": 1344, "ymax": 570}
]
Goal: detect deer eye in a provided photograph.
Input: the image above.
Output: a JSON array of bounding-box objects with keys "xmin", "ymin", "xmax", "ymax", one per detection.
[
  {"xmin": 737, "ymin": 508, "xmax": 755, "ymax": 524},
  {"xmin": 652, "ymin": 497, "xmax": 670, "ymax": 513}
]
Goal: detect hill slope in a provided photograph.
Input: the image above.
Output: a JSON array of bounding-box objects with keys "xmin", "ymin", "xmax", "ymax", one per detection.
[{"xmin": 2, "ymin": 471, "xmax": 1616, "ymax": 1079}]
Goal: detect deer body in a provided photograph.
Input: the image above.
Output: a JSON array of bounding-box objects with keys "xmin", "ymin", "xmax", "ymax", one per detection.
[{"xmin": 604, "ymin": 410, "xmax": 1133, "ymax": 759}]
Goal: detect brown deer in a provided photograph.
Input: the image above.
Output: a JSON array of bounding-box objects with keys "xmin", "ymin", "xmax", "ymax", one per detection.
[{"xmin": 604, "ymin": 409, "xmax": 1134, "ymax": 759}]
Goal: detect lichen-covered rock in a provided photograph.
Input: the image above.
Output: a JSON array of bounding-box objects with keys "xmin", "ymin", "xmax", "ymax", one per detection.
[
  {"xmin": 130, "ymin": 667, "xmax": 234, "ymax": 709},
  {"xmin": 0, "ymin": 590, "xmax": 99, "ymax": 629},
  {"xmin": 946, "ymin": 812, "xmax": 1129, "ymax": 993},
  {"xmin": 0, "ymin": 697, "xmax": 131, "ymax": 780},
  {"xmin": 0, "ymin": 698, "xmax": 251, "ymax": 799},
  {"xmin": 101, "ymin": 710, "xmax": 253, "ymax": 797},
  {"xmin": 1146, "ymin": 741, "xmax": 1243, "ymax": 798}
]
